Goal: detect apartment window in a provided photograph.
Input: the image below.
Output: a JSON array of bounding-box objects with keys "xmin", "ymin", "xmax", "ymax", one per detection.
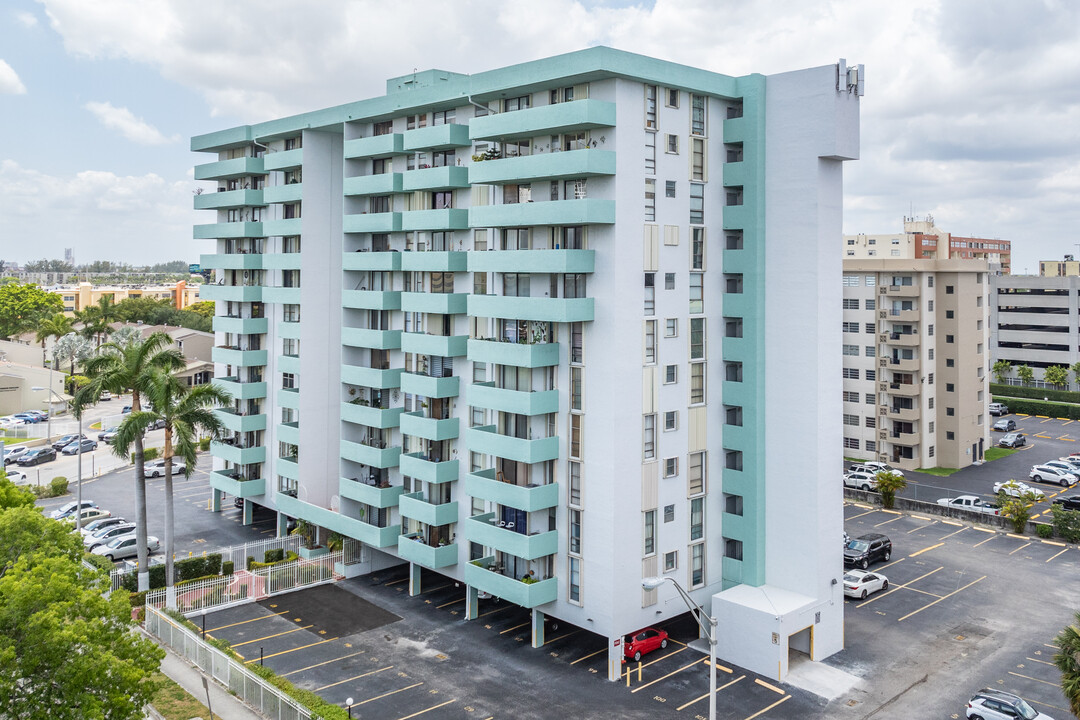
[
  {"xmin": 865, "ymin": 440, "xmax": 876, "ymax": 452},
  {"xmin": 645, "ymin": 132, "xmax": 656, "ymax": 174},
  {"xmin": 664, "ymin": 411, "xmax": 677, "ymax": 431},
  {"xmin": 946, "ymin": 285, "xmax": 954, "ymax": 294},
  {"xmin": 842, "ymin": 368, "xmax": 860, "ymax": 380},
  {"xmin": 928, "ymin": 300, "xmax": 934, "ymax": 311},
  {"xmin": 691, "ymin": 94, "xmax": 706, "ymax": 136},
  {"xmin": 928, "ymin": 421, "xmax": 935, "ymax": 433},
  {"xmin": 724, "ymin": 538, "xmax": 743, "ymax": 562},
  {"xmin": 946, "ymin": 383, "xmax": 954, "ymax": 392},
  {"xmin": 724, "ymin": 274, "xmax": 743, "ymax": 294},
  {"xmin": 724, "ymin": 493, "xmax": 743, "ymax": 515},
  {"xmin": 645, "ymin": 85, "xmax": 658, "ymax": 128},
  {"xmin": 664, "ymin": 551, "xmax": 677, "ymax": 572},
  {"xmin": 866, "ymin": 393, "xmax": 875, "ymax": 404},
  {"xmin": 725, "ymin": 405, "xmax": 742, "ymax": 426},
  {"xmin": 644, "ymin": 510, "xmax": 656, "ymax": 555},
  {"xmin": 666, "ymin": 88, "xmax": 679, "ymax": 108},
  {"xmin": 666, "ymin": 134, "xmax": 678, "ymax": 153},
  {"xmin": 724, "ymin": 317, "xmax": 742, "ymax": 338},
  {"xmin": 691, "ymin": 228, "xmax": 704, "ymax": 270},
  {"xmin": 690, "ymin": 363, "xmax": 705, "ymax": 404},
  {"xmin": 645, "ymin": 320, "xmax": 657, "ymax": 364},
  {"xmin": 842, "ymin": 321, "xmax": 860, "ymax": 333},
  {"xmin": 568, "ymin": 509, "xmax": 581, "ymax": 554},
  {"xmin": 843, "ymin": 414, "xmax": 858, "ymax": 426},
  {"xmin": 689, "ymin": 452, "xmax": 705, "ymax": 494},
  {"xmin": 282, "ymin": 373, "xmax": 296, "ymax": 389},
  {"xmin": 843, "ymin": 437, "xmax": 859, "ymax": 450},
  {"xmin": 946, "ymin": 407, "xmax": 955, "ymax": 417},
  {"xmin": 928, "ymin": 372, "xmax": 934, "ymax": 384},
  {"xmin": 689, "ymin": 183, "xmax": 704, "ymax": 223},
  {"xmin": 725, "ymin": 362, "xmax": 742, "ymax": 382},
  {"xmin": 866, "ymin": 299, "xmax": 875, "ymax": 311},
  {"xmin": 432, "ymin": 108, "xmax": 455, "ymax": 125},
  {"xmin": 503, "ymin": 95, "xmax": 531, "ymax": 112},
  {"xmin": 664, "ymin": 504, "xmax": 675, "ymax": 522},
  {"xmin": 842, "ymin": 344, "xmax": 859, "ymax": 356},
  {"xmin": 569, "ymin": 557, "xmax": 580, "ymax": 603},
  {"xmin": 643, "ymin": 414, "xmax": 656, "ymax": 459},
  {"xmin": 691, "ymin": 138, "xmax": 705, "ymax": 180},
  {"xmin": 928, "ymin": 324, "xmax": 934, "ymax": 336},
  {"xmin": 724, "ymin": 449, "xmax": 742, "ymax": 471},
  {"xmin": 664, "ymin": 457, "xmax": 678, "ymax": 477},
  {"xmin": 946, "ymin": 358, "xmax": 954, "ymax": 368},
  {"xmin": 865, "ymin": 323, "xmax": 875, "ymax": 333},
  {"xmin": 865, "ymin": 346, "xmax": 875, "ymax": 358},
  {"xmin": 866, "ymin": 369, "xmax": 875, "ymax": 381},
  {"xmin": 570, "ymin": 414, "xmax": 582, "ymax": 458},
  {"xmin": 690, "ymin": 318, "xmax": 704, "ymax": 359},
  {"xmin": 690, "ymin": 497, "xmax": 704, "ymax": 541},
  {"xmin": 665, "ymin": 273, "xmax": 676, "ymax": 290},
  {"xmin": 690, "ymin": 274, "xmax": 703, "ymax": 313},
  {"xmin": 570, "ymin": 322, "xmax": 583, "ymax": 363},
  {"xmin": 406, "ymin": 114, "xmax": 427, "ymax": 130},
  {"xmin": 665, "ymin": 180, "xmax": 676, "ymax": 199},
  {"xmin": 282, "ymin": 304, "xmax": 300, "ymax": 322},
  {"xmin": 664, "ymin": 365, "xmax": 677, "ymax": 384},
  {"xmin": 570, "ymin": 367, "xmax": 582, "ymax": 410},
  {"xmin": 645, "ymin": 179, "xmax": 656, "ymax": 221},
  {"xmin": 373, "ymin": 120, "xmax": 393, "ymax": 136},
  {"xmin": 929, "ymin": 397, "xmax": 934, "ymax": 409},
  {"xmin": 644, "ymin": 273, "xmax": 655, "ymax": 315},
  {"xmin": 665, "ymin": 318, "xmax": 677, "ymax": 337},
  {"xmin": 946, "ymin": 431, "xmax": 955, "ymax": 440},
  {"xmin": 977, "ymin": 343, "xmax": 983, "ymax": 354},
  {"xmin": 929, "ymin": 446, "xmax": 935, "ymax": 458},
  {"xmin": 843, "ymin": 391, "xmax": 859, "ymax": 402},
  {"xmin": 843, "ymin": 299, "xmax": 859, "ymax": 310},
  {"xmin": 946, "ymin": 335, "xmax": 955, "ymax": 344},
  {"xmin": 865, "ymin": 416, "xmax": 876, "ymax": 429}
]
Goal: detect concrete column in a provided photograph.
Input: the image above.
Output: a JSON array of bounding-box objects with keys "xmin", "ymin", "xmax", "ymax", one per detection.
[
  {"xmin": 276, "ymin": 511, "xmax": 289, "ymax": 537},
  {"xmin": 531, "ymin": 609, "xmax": 545, "ymax": 648},
  {"xmin": 408, "ymin": 562, "xmax": 422, "ymax": 597},
  {"xmin": 211, "ymin": 489, "xmax": 222, "ymax": 512},
  {"xmin": 607, "ymin": 636, "xmax": 623, "ymax": 681},
  {"xmin": 465, "ymin": 585, "xmax": 478, "ymax": 620},
  {"xmin": 241, "ymin": 499, "xmax": 253, "ymax": 525}
]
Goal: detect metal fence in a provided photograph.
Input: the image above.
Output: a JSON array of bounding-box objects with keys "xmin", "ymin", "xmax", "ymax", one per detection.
[
  {"xmin": 146, "ymin": 574, "xmax": 251, "ymax": 613},
  {"xmin": 145, "ymin": 604, "xmax": 312, "ymax": 720}
]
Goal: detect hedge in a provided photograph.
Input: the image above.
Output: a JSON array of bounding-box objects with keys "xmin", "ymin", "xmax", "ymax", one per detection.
[
  {"xmin": 131, "ymin": 447, "xmax": 161, "ymax": 463},
  {"xmin": 248, "ymin": 551, "xmax": 299, "ymax": 570},
  {"xmin": 50, "ymin": 477, "xmax": 68, "ymax": 495},
  {"xmin": 990, "ymin": 383, "xmax": 1080, "ymax": 405},
  {"xmin": 120, "ymin": 553, "xmax": 224, "ymax": 592},
  {"xmin": 992, "ymin": 396, "xmax": 1080, "ymax": 421}
]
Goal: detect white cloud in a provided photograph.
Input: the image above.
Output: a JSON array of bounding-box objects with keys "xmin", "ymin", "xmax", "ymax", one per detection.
[
  {"xmin": 0, "ymin": 59, "xmax": 27, "ymax": 94},
  {"xmin": 16, "ymin": 11, "xmax": 38, "ymax": 27},
  {"xmin": 84, "ymin": 101, "xmax": 179, "ymax": 145}
]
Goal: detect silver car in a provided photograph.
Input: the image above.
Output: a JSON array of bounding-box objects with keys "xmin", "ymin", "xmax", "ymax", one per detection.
[
  {"xmin": 91, "ymin": 535, "xmax": 160, "ymax": 562},
  {"xmin": 85, "ymin": 523, "xmax": 137, "ymax": 549}
]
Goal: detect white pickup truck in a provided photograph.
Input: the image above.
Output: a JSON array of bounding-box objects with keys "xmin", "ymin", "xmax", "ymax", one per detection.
[{"xmin": 936, "ymin": 495, "xmax": 1000, "ymax": 516}]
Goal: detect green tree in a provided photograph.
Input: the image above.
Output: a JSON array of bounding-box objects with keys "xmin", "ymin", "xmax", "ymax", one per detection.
[
  {"xmin": 0, "ymin": 471, "xmax": 36, "ymax": 516},
  {"xmin": 996, "ymin": 483, "xmax": 1040, "ymax": 533},
  {"xmin": 1072, "ymin": 361, "xmax": 1080, "ymax": 389},
  {"xmin": 186, "ymin": 300, "xmax": 215, "ymax": 318},
  {"xmin": 1044, "ymin": 365, "xmax": 1070, "ymax": 388},
  {"xmin": 131, "ymin": 369, "xmax": 228, "ymax": 607},
  {"xmin": 83, "ymin": 332, "xmax": 184, "ymax": 592},
  {"xmin": 0, "ymin": 282, "xmax": 64, "ymax": 340},
  {"xmin": 53, "ymin": 332, "xmax": 94, "ymax": 393},
  {"xmin": 77, "ymin": 294, "xmax": 121, "ymax": 347},
  {"xmin": 1054, "ymin": 610, "xmax": 1080, "ymax": 716},
  {"xmin": 874, "ymin": 470, "xmax": 907, "ymax": 509},
  {"xmin": 1016, "ymin": 364, "xmax": 1034, "ymax": 386},
  {"xmin": 35, "ymin": 311, "xmax": 74, "ymax": 367},
  {"xmin": 992, "ymin": 359, "xmax": 1012, "ymax": 384}
]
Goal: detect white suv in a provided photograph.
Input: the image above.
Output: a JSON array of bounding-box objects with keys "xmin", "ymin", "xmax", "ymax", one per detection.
[{"xmin": 966, "ymin": 688, "xmax": 1051, "ymax": 719}]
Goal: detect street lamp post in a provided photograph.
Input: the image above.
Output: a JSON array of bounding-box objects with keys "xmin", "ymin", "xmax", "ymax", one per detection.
[
  {"xmin": 643, "ymin": 576, "xmax": 718, "ymax": 720},
  {"xmin": 345, "ymin": 697, "xmax": 354, "ymax": 718},
  {"xmin": 33, "ymin": 385, "xmax": 84, "ymax": 531}
]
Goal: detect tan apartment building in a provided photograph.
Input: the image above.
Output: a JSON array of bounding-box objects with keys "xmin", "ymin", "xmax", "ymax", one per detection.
[
  {"xmin": 844, "ymin": 216, "xmax": 1011, "ymax": 273},
  {"xmin": 53, "ymin": 281, "xmax": 201, "ymax": 314},
  {"xmin": 1039, "ymin": 256, "xmax": 1080, "ymax": 277},
  {"xmin": 842, "ymin": 259, "xmax": 991, "ymax": 470}
]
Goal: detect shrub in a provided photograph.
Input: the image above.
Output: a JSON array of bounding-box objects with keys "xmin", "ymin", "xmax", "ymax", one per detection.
[
  {"xmin": 83, "ymin": 553, "xmax": 115, "ymax": 572},
  {"xmin": 1036, "ymin": 523, "xmax": 1054, "ymax": 539},
  {"xmin": 173, "ymin": 553, "xmax": 223, "ymax": 582},
  {"xmin": 198, "ymin": 437, "xmax": 211, "ymax": 452},
  {"xmin": 129, "ymin": 591, "xmax": 148, "ymax": 608},
  {"xmin": 246, "ymin": 555, "xmax": 255, "ymax": 571},
  {"xmin": 997, "ymin": 489, "xmax": 1039, "ymax": 534},
  {"xmin": 50, "ymin": 477, "xmax": 68, "ymax": 495},
  {"xmin": 264, "ymin": 548, "xmax": 285, "ymax": 563},
  {"xmin": 992, "ymin": 396, "xmax": 1080, "ymax": 421},
  {"xmin": 222, "ymin": 560, "xmax": 234, "ymax": 576},
  {"xmin": 132, "ymin": 448, "xmax": 161, "ymax": 463},
  {"xmin": 990, "ymin": 382, "xmax": 1080, "ymax": 405},
  {"xmin": 1050, "ymin": 504, "xmax": 1080, "ymax": 544}
]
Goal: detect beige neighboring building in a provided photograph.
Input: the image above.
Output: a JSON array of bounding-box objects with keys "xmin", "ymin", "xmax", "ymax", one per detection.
[
  {"xmin": 842, "ymin": 259, "xmax": 991, "ymax": 470},
  {"xmin": 1039, "ymin": 257, "xmax": 1080, "ymax": 277},
  {"xmin": 53, "ymin": 281, "xmax": 201, "ymax": 314},
  {"xmin": 0, "ymin": 361, "xmax": 68, "ymax": 417},
  {"xmin": 135, "ymin": 325, "xmax": 214, "ymax": 387},
  {"xmin": 844, "ymin": 215, "xmax": 1011, "ymax": 273}
]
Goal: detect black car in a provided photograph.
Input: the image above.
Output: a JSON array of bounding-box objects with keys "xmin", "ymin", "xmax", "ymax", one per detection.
[
  {"xmin": 17, "ymin": 447, "xmax": 57, "ymax": 466},
  {"xmin": 844, "ymin": 533, "xmax": 892, "ymax": 570},
  {"xmin": 1053, "ymin": 495, "xmax": 1080, "ymax": 512}
]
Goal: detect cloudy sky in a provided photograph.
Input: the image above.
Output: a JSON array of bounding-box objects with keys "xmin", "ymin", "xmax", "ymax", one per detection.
[{"xmin": 1, "ymin": 0, "xmax": 1077, "ymax": 273}]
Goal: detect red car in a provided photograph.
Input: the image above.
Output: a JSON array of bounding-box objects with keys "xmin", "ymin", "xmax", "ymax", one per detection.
[{"xmin": 623, "ymin": 627, "xmax": 669, "ymax": 661}]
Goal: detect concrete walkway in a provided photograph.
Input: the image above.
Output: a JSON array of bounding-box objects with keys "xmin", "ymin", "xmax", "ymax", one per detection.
[{"xmin": 148, "ymin": 633, "xmax": 267, "ymax": 720}]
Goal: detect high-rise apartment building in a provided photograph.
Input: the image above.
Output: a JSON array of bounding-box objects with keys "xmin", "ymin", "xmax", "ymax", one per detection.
[
  {"xmin": 842, "ymin": 259, "xmax": 991, "ymax": 470},
  {"xmin": 194, "ymin": 47, "xmax": 862, "ymax": 681},
  {"xmin": 844, "ymin": 216, "xmax": 1011, "ymax": 273}
]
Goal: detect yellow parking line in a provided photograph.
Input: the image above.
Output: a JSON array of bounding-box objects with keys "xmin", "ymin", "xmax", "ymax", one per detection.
[
  {"xmin": 1042, "ymin": 539, "xmax": 1066, "ymax": 546},
  {"xmin": 938, "ymin": 526, "xmax": 968, "ymax": 541},
  {"xmin": 1008, "ymin": 671, "xmax": 1059, "ymax": 688},
  {"xmin": 477, "ymin": 605, "xmax": 513, "ymax": 619},
  {"xmin": 909, "ymin": 542, "xmax": 944, "ymax": 557},
  {"xmin": 879, "ymin": 509, "xmax": 901, "ymax": 515},
  {"xmin": 1007, "ymin": 533, "xmax": 1027, "ymax": 540},
  {"xmin": 909, "ymin": 514, "xmax": 934, "ymax": 522},
  {"xmin": 1037, "ymin": 415, "xmax": 1050, "ymax": 419},
  {"xmin": 875, "ymin": 557, "xmax": 906, "ymax": 572},
  {"xmin": 677, "ymin": 675, "xmax": 745, "ymax": 711},
  {"xmin": 231, "ymin": 624, "xmax": 313, "ymax": 647},
  {"xmin": 499, "ymin": 621, "xmax": 530, "ymax": 635},
  {"xmin": 436, "ymin": 597, "xmax": 464, "ymax": 609},
  {"xmin": 1046, "ymin": 547, "xmax": 1070, "ymax": 564},
  {"xmin": 1034, "ymin": 435, "xmax": 1052, "ymax": 439},
  {"xmin": 874, "ymin": 516, "xmax": 904, "ymax": 528},
  {"xmin": 543, "ymin": 629, "xmax": 582, "ymax": 646},
  {"xmin": 281, "ymin": 650, "xmax": 366, "ymax": 677},
  {"xmin": 629, "ymin": 646, "xmax": 688, "ymax": 672},
  {"xmin": 898, "ymin": 576, "xmax": 985, "ymax": 622},
  {"xmin": 755, "ymin": 678, "xmax": 785, "ymax": 695},
  {"xmin": 745, "ymin": 695, "xmax": 791, "ymax": 719},
  {"xmin": 355, "ymin": 682, "xmax": 423, "ymax": 706},
  {"xmin": 940, "ymin": 519, "xmax": 963, "ymax": 526},
  {"xmin": 207, "ymin": 610, "xmax": 289, "ymax": 632},
  {"xmin": 856, "ymin": 566, "xmax": 943, "ymax": 608},
  {"xmin": 244, "ymin": 636, "xmax": 338, "ymax": 663},
  {"xmin": 972, "ymin": 534, "xmax": 998, "ymax": 547},
  {"xmin": 1064, "ymin": 420, "xmax": 1075, "ymax": 426},
  {"xmin": 630, "ymin": 657, "xmax": 702, "ymax": 693},
  {"xmin": 1039, "ymin": 417, "xmax": 1054, "ymax": 423},
  {"xmin": 570, "ymin": 648, "xmax": 606, "ymax": 665},
  {"xmin": 703, "ymin": 659, "xmax": 734, "ymax": 673},
  {"xmin": 315, "ymin": 665, "xmax": 392, "ymax": 691},
  {"xmin": 418, "ymin": 583, "xmax": 454, "ymax": 595},
  {"xmin": 397, "ymin": 698, "xmax": 457, "ymax": 719},
  {"xmin": 1026, "ymin": 656, "xmax": 1057, "ymax": 666},
  {"xmin": 385, "ymin": 577, "xmax": 409, "ymax": 586},
  {"xmin": 1008, "ymin": 542, "xmax": 1031, "ymax": 555},
  {"xmin": 845, "ymin": 508, "xmax": 880, "ymax": 520},
  {"xmin": 907, "ymin": 521, "xmax": 936, "ymax": 534}
]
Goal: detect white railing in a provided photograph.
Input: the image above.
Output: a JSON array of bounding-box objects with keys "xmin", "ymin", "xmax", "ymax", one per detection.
[
  {"xmin": 146, "ymin": 574, "xmax": 251, "ymax": 613},
  {"xmin": 254, "ymin": 551, "xmax": 341, "ymax": 597},
  {"xmin": 145, "ymin": 605, "xmax": 311, "ymax": 720},
  {"xmin": 343, "ymin": 537, "xmax": 364, "ymax": 565}
]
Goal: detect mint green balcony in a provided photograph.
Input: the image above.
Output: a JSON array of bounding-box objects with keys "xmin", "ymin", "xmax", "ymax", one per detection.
[
  {"xmin": 338, "ymin": 477, "xmax": 404, "ymax": 508},
  {"xmin": 341, "ymin": 289, "xmax": 402, "ymax": 311},
  {"xmin": 401, "ymin": 166, "xmax": 470, "ymax": 192},
  {"xmin": 200, "ymin": 253, "xmax": 264, "ymax": 271},
  {"xmin": 262, "ymin": 183, "xmax": 303, "ymax": 205},
  {"xmin": 340, "ymin": 365, "xmax": 404, "ymax": 390},
  {"xmin": 276, "ymin": 455, "xmax": 300, "ymax": 481},
  {"xmin": 465, "ymin": 557, "xmax": 556, "ymax": 607},
  {"xmin": 342, "ymin": 251, "xmax": 402, "ymax": 272},
  {"xmin": 278, "ymin": 321, "xmax": 301, "ymax": 339},
  {"xmin": 341, "ymin": 401, "xmax": 405, "ymax": 429},
  {"xmin": 199, "ymin": 284, "xmax": 262, "ymax": 303},
  {"xmin": 343, "ymin": 173, "xmax": 402, "ymax": 196},
  {"xmin": 721, "ymin": 294, "xmax": 752, "ymax": 318},
  {"xmin": 213, "ymin": 377, "xmax": 267, "ymax": 401},
  {"xmin": 465, "ymin": 469, "xmax": 559, "ymax": 511},
  {"xmin": 209, "ymin": 471, "xmax": 265, "ymax": 498},
  {"xmin": 466, "ymin": 425, "xmax": 559, "ymax": 464},
  {"xmin": 399, "ymin": 492, "xmax": 458, "ymax": 526},
  {"xmin": 343, "ymin": 212, "xmax": 402, "ymax": 234},
  {"xmin": 723, "ymin": 205, "xmax": 752, "ymax": 229},
  {"xmin": 467, "ymin": 249, "xmax": 594, "ymax": 274},
  {"xmin": 261, "ymin": 253, "xmax": 302, "ymax": 270},
  {"xmin": 400, "ymin": 372, "xmax": 459, "ymax": 399},
  {"xmin": 194, "ymin": 156, "xmax": 265, "ymax": 181},
  {"xmin": 277, "ymin": 355, "xmax": 300, "ymax": 375},
  {"xmin": 400, "ymin": 412, "xmax": 459, "ymax": 442},
  {"xmin": 277, "ymin": 387, "xmax": 300, "ymax": 409},
  {"xmin": 400, "ymin": 291, "xmax": 468, "ymax": 315},
  {"xmin": 403, "ymin": 123, "xmax": 471, "ymax": 151},
  {"xmin": 212, "ymin": 346, "xmax": 268, "ymax": 367},
  {"xmin": 399, "ymin": 453, "xmax": 459, "ymax": 484},
  {"xmin": 722, "ymin": 161, "xmax": 747, "ymax": 187},
  {"xmin": 340, "ymin": 439, "xmax": 401, "ymax": 469},
  {"xmin": 468, "ymin": 149, "xmax": 616, "ymax": 185},
  {"xmin": 215, "ymin": 408, "xmax": 267, "ymax": 433},
  {"xmin": 466, "ymin": 339, "xmax": 560, "ymax": 368},
  {"xmin": 344, "ymin": 133, "xmax": 404, "ymax": 159},
  {"xmin": 469, "ymin": 199, "xmax": 614, "ymax": 228},
  {"xmin": 194, "ymin": 189, "xmax": 265, "ymax": 210},
  {"xmin": 263, "ymin": 148, "xmax": 303, "ymax": 171},
  {"xmin": 263, "ymin": 218, "xmax": 302, "ymax": 236},
  {"xmin": 469, "ymin": 99, "xmax": 616, "ymax": 142},
  {"xmin": 276, "ymin": 494, "xmax": 400, "ymax": 548},
  {"xmin": 400, "ymin": 332, "xmax": 467, "ymax": 358},
  {"xmin": 723, "ymin": 116, "xmax": 749, "ymax": 143},
  {"xmin": 399, "ymin": 535, "xmax": 458, "ymax": 568},
  {"xmin": 277, "ymin": 421, "xmax": 299, "ymax": 446},
  {"xmin": 468, "ymin": 295, "xmax": 594, "ymax": 323},
  {"xmin": 399, "ymin": 251, "xmax": 467, "ymax": 273},
  {"xmin": 400, "ymin": 208, "xmax": 469, "ymax": 231},
  {"xmin": 341, "ymin": 327, "xmax": 402, "ymax": 350},
  {"xmin": 210, "ymin": 441, "xmax": 266, "ymax": 466},
  {"xmin": 212, "ymin": 314, "xmax": 268, "ymax": 335},
  {"xmin": 469, "ymin": 382, "xmax": 559, "ymax": 416},
  {"xmin": 721, "ymin": 557, "xmax": 743, "ymax": 586},
  {"xmin": 261, "ymin": 287, "xmax": 301, "ymax": 304},
  {"xmin": 465, "ymin": 514, "xmax": 558, "ymax": 560},
  {"xmin": 194, "ymin": 221, "xmax": 265, "ymax": 240}
]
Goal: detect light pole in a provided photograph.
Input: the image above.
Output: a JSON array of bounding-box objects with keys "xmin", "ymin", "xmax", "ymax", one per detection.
[
  {"xmin": 33, "ymin": 385, "xmax": 84, "ymax": 530},
  {"xmin": 345, "ymin": 697, "xmax": 354, "ymax": 718},
  {"xmin": 643, "ymin": 576, "xmax": 718, "ymax": 720}
]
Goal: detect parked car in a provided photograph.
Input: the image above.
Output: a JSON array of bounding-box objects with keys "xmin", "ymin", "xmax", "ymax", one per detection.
[
  {"xmin": 99, "ymin": 391, "xmax": 112, "ymax": 401},
  {"xmin": 121, "ymin": 405, "xmax": 132, "ymax": 414},
  {"xmin": 13, "ymin": 413, "xmax": 40, "ymax": 424},
  {"xmin": 17, "ymin": 447, "xmax": 57, "ymax": 466},
  {"xmin": 25, "ymin": 410, "xmax": 47, "ymax": 421},
  {"xmin": 988, "ymin": 402, "xmax": 1010, "ymax": 416},
  {"xmin": 966, "ymin": 687, "xmax": 1051, "ymax": 719},
  {"xmin": 84, "ymin": 523, "xmax": 137, "ymax": 550},
  {"xmin": 1029, "ymin": 464, "xmax": 1077, "ymax": 487},
  {"xmin": 993, "ymin": 480, "xmax": 1046, "ymax": 501},
  {"xmin": 91, "ymin": 535, "xmax": 160, "ymax": 562},
  {"xmin": 997, "ymin": 432, "xmax": 1026, "ymax": 448},
  {"xmin": 3, "ymin": 469, "xmax": 28, "ymax": 485},
  {"xmin": 0, "ymin": 416, "xmax": 26, "ymax": 428},
  {"xmin": 848, "ymin": 462, "xmax": 905, "ymax": 477},
  {"xmin": 97, "ymin": 426, "xmax": 120, "ymax": 442},
  {"xmin": 145, "ymin": 458, "xmax": 187, "ymax": 477},
  {"xmin": 843, "ymin": 570, "xmax": 889, "ymax": 599},
  {"xmin": 2, "ymin": 444, "xmax": 29, "ymax": 465},
  {"xmin": 61, "ymin": 439, "xmax": 98, "ymax": 455},
  {"xmin": 50, "ymin": 499, "xmax": 98, "ymax": 520},
  {"xmin": 936, "ymin": 495, "xmax": 1000, "ymax": 516},
  {"xmin": 844, "ymin": 533, "xmax": 892, "ymax": 569},
  {"xmin": 79, "ymin": 516, "xmax": 127, "ymax": 537},
  {"xmin": 52, "ymin": 433, "xmax": 89, "ymax": 451},
  {"xmin": 1053, "ymin": 457, "xmax": 1080, "ymax": 474},
  {"xmin": 843, "ymin": 471, "xmax": 879, "ymax": 491},
  {"xmin": 623, "ymin": 627, "xmax": 669, "ymax": 662},
  {"xmin": 66, "ymin": 508, "xmax": 112, "ymax": 525},
  {"xmin": 992, "ymin": 419, "xmax": 1017, "ymax": 432},
  {"xmin": 1052, "ymin": 495, "xmax": 1080, "ymax": 512}
]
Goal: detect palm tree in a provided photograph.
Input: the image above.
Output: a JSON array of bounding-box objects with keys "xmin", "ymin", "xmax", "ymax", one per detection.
[
  {"xmin": 1054, "ymin": 610, "xmax": 1080, "ymax": 716},
  {"xmin": 874, "ymin": 471, "xmax": 907, "ymax": 509},
  {"xmin": 83, "ymin": 332, "xmax": 185, "ymax": 592},
  {"xmin": 53, "ymin": 332, "xmax": 94, "ymax": 393},
  {"xmin": 35, "ymin": 312, "xmax": 73, "ymax": 367},
  {"xmin": 131, "ymin": 369, "xmax": 229, "ymax": 607},
  {"xmin": 76, "ymin": 295, "xmax": 120, "ymax": 347}
]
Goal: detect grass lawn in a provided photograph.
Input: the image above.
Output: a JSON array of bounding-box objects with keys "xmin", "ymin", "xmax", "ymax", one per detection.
[
  {"xmin": 89, "ymin": 421, "xmax": 102, "ymax": 430},
  {"xmin": 984, "ymin": 446, "xmax": 1018, "ymax": 462},
  {"xmin": 917, "ymin": 466, "xmax": 961, "ymax": 477},
  {"xmin": 147, "ymin": 672, "xmax": 221, "ymax": 720}
]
